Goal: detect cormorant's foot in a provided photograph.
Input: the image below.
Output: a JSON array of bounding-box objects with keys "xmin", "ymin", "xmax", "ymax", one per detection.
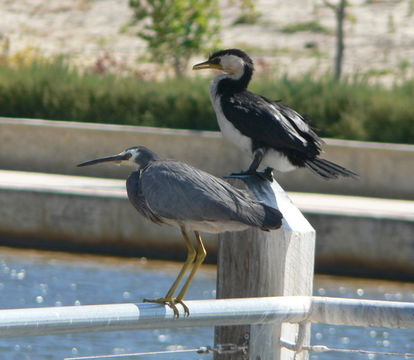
[
  {"xmin": 257, "ymin": 167, "xmax": 274, "ymax": 182},
  {"xmin": 224, "ymin": 168, "xmax": 274, "ymax": 182},
  {"xmin": 143, "ymin": 297, "xmax": 180, "ymax": 318},
  {"xmin": 175, "ymin": 299, "xmax": 190, "ymax": 317},
  {"xmin": 223, "ymin": 169, "xmax": 257, "ymax": 179}
]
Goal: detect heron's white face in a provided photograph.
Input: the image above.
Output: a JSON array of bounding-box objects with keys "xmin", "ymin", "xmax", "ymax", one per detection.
[
  {"xmin": 119, "ymin": 148, "xmax": 140, "ymax": 167},
  {"xmin": 77, "ymin": 147, "xmax": 150, "ymax": 169},
  {"xmin": 218, "ymin": 54, "xmax": 245, "ymax": 79}
]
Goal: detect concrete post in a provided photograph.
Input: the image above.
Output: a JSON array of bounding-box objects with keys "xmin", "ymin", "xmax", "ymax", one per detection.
[{"xmin": 215, "ymin": 177, "xmax": 315, "ymax": 360}]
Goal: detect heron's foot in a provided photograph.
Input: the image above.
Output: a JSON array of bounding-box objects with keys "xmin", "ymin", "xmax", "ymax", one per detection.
[
  {"xmin": 143, "ymin": 297, "xmax": 179, "ymax": 318},
  {"xmin": 143, "ymin": 297, "xmax": 188, "ymax": 318},
  {"xmin": 175, "ymin": 299, "xmax": 190, "ymax": 317}
]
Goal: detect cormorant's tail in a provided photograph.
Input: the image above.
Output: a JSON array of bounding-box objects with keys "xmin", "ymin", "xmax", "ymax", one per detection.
[
  {"xmin": 260, "ymin": 204, "xmax": 283, "ymax": 231},
  {"xmin": 305, "ymin": 158, "xmax": 359, "ymax": 180}
]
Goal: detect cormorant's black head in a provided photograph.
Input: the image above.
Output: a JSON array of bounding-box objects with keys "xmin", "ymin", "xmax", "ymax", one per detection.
[
  {"xmin": 77, "ymin": 146, "xmax": 160, "ymax": 169},
  {"xmin": 193, "ymin": 48, "xmax": 254, "ymax": 85}
]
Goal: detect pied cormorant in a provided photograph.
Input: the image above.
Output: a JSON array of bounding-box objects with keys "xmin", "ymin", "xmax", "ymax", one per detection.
[{"xmin": 193, "ymin": 48, "xmax": 358, "ymax": 181}]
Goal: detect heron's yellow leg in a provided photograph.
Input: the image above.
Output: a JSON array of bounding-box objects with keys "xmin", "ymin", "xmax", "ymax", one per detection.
[
  {"xmin": 175, "ymin": 231, "xmax": 207, "ymax": 315},
  {"xmin": 164, "ymin": 227, "xmax": 196, "ymax": 298},
  {"xmin": 143, "ymin": 226, "xmax": 196, "ymax": 318}
]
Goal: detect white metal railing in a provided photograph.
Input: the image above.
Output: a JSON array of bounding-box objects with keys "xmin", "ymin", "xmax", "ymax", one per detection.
[
  {"xmin": 3, "ymin": 295, "xmax": 414, "ymax": 359},
  {"xmin": 0, "ymin": 297, "xmax": 309, "ymax": 338},
  {"xmin": 1, "ymin": 296, "xmax": 414, "ymax": 339}
]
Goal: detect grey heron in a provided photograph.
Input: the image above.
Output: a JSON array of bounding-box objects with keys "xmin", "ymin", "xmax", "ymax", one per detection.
[
  {"xmin": 78, "ymin": 146, "xmax": 283, "ymax": 316},
  {"xmin": 193, "ymin": 48, "xmax": 358, "ymax": 181}
]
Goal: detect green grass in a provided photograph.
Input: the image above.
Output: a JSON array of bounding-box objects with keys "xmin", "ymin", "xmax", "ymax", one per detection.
[
  {"xmin": 280, "ymin": 21, "xmax": 331, "ymax": 34},
  {"xmin": 0, "ymin": 60, "xmax": 413, "ymax": 144},
  {"xmin": 233, "ymin": 12, "xmax": 261, "ymax": 25}
]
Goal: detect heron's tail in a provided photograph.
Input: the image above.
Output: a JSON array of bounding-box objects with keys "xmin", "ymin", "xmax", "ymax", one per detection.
[
  {"xmin": 305, "ymin": 158, "xmax": 359, "ymax": 180},
  {"xmin": 260, "ymin": 204, "xmax": 283, "ymax": 231}
]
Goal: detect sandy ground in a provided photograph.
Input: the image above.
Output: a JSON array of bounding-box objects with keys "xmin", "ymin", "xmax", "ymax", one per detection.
[{"xmin": 0, "ymin": 0, "xmax": 413, "ymax": 79}]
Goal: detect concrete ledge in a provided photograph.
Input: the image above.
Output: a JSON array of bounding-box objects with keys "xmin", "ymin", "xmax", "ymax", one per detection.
[
  {"xmin": 1, "ymin": 170, "xmax": 413, "ymax": 279},
  {"xmin": 1, "ymin": 117, "xmax": 414, "ymax": 199}
]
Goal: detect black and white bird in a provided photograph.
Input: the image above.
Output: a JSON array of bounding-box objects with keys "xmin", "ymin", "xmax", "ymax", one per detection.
[
  {"xmin": 193, "ymin": 48, "xmax": 358, "ymax": 181},
  {"xmin": 78, "ymin": 146, "xmax": 282, "ymax": 316}
]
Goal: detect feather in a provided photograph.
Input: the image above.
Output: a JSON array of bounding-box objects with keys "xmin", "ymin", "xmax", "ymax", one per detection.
[
  {"xmin": 305, "ymin": 158, "xmax": 359, "ymax": 180},
  {"xmin": 137, "ymin": 160, "xmax": 282, "ymax": 230}
]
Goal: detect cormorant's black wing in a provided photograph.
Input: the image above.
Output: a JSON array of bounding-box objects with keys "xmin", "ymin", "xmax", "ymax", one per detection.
[{"xmin": 220, "ymin": 91, "xmax": 322, "ymax": 156}]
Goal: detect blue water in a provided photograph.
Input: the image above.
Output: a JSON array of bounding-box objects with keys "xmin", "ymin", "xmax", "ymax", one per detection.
[{"xmin": 0, "ymin": 247, "xmax": 413, "ymax": 360}]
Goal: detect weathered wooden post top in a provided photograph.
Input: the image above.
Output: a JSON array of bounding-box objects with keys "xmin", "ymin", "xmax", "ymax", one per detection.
[{"xmin": 215, "ymin": 176, "xmax": 315, "ymax": 360}]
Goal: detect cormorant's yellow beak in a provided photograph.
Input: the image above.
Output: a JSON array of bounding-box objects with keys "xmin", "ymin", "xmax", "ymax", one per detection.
[{"xmin": 192, "ymin": 61, "xmax": 223, "ymax": 71}]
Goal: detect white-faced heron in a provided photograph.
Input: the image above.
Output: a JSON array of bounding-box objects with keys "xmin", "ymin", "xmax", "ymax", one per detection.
[
  {"xmin": 78, "ymin": 146, "xmax": 282, "ymax": 316},
  {"xmin": 193, "ymin": 48, "xmax": 358, "ymax": 181}
]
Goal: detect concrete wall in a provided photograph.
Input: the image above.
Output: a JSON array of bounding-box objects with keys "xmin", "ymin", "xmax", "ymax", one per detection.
[
  {"xmin": 1, "ymin": 117, "xmax": 414, "ymax": 199},
  {"xmin": 308, "ymin": 213, "xmax": 414, "ymax": 280}
]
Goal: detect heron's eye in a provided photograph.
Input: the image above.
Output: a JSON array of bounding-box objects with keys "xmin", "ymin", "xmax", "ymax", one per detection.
[
  {"xmin": 124, "ymin": 152, "xmax": 132, "ymax": 160},
  {"xmin": 210, "ymin": 57, "xmax": 220, "ymax": 65}
]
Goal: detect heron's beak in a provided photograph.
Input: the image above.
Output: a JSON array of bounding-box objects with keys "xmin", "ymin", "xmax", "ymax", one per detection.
[
  {"xmin": 192, "ymin": 60, "xmax": 223, "ymax": 71},
  {"xmin": 77, "ymin": 153, "xmax": 128, "ymax": 167}
]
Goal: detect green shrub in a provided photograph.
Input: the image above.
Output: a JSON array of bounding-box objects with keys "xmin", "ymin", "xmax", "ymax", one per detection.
[
  {"xmin": 280, "ymin": 21, "xmax": 331, "ymax": 34},
  {"xmin": 0, "ymin": 60, "xmax": 413, "ymax": 144},
  {"xmin": 0, "ymin": 61, "xmax": 216, "ymax": 130}
]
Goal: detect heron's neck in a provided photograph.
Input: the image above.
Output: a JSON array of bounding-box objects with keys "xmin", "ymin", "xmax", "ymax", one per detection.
[
  {"xmin": 133, "ymin": 150, "xmax": 161, "ymax": 169},
  {"xmin": 134, "ymin": 159, "xmax": 155, "ymax": 172},
  {"xmin": 214, "ymin": 65, "xmax": 253, "ymax": 96}
]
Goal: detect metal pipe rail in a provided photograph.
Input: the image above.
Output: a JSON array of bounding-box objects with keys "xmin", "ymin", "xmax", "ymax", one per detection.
[
  {"xmin": 311, "ymin": 297, "xmax": 414, "ymax": 329},
  {"xmin": 1, "ymin": 296, "xmax": 413, "ymax": 338},
  {"xmin": 0, "ymin": 297, "xmax": 310, "ymax": 338}
]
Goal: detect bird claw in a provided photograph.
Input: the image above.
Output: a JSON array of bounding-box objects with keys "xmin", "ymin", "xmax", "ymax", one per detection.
[
  {"xmin": 175, "ymin": 299, "xmax": 190, "ymax": 317},
  {"xmin": 223, "ymin": 174, "xmax": 251, "ymax": 179},
  {"xmin": 143, "ymin": 297, "xmax": 189, "ymax": 318},
  {"xmin": 224, "ymin": 168, "xmax": 273, "ymax": 182},
  {"xmin": 223, "ymin": 170, "xmax": 256, "ymax": 180},
  {"xmin": 257, "ymin": 168, "xmax": 274, "ymax": 182},
  {"xmin": 167, "ymin": 302, "xmax": 180, "ymax": 318}
]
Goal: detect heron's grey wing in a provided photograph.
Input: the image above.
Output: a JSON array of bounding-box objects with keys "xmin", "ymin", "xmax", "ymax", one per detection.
[
  {"xmin": 140, "ymin": 161, "xmax": 270, "ymax": 227},
  {"xmin": 126, "ymin": 170, "xmax": 164, "ymax": 224}
]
